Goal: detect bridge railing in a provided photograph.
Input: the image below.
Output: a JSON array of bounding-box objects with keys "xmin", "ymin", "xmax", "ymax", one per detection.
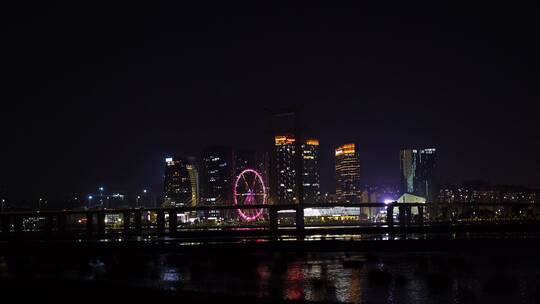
[{"xmin": 1, "ymin": 202, "xmax": 539, "ymax": 238}]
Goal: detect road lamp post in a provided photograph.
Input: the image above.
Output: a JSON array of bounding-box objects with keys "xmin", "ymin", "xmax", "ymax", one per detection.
[
  {"xmin": 98, "ymin": 187, "xmax": 106, "ymax": 209},
  {"xmin": 142, "ymin": 189, "xmax": 149, "ymax": 207}
]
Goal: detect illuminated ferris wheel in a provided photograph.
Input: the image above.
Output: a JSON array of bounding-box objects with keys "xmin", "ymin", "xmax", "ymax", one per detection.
[{"xmin": 233, "ymin": 169, "xmax": 267, "ymax": 221}]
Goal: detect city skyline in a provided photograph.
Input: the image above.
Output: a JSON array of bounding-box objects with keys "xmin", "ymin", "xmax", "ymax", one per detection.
[
  {"xmin": 1, "ymin": 132, "xmax": 540, "ymax": 202},
  {"xmin": 2, "ymin": 3, "xmax": 540, "ymax": 304},
  {"xmin": 2, "ymin": 2, "xmax": 539, "ymax": 201}
]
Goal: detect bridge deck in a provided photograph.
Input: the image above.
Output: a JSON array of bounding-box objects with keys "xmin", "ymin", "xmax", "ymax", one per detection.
[{"xmin": 1, "ymin": 202, "xmax": 539, "ymax": 242}]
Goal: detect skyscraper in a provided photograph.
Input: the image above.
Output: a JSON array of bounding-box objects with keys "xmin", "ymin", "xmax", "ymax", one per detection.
[
  {"xmin": 186, "ymin": 157, "xmax": 200, "ymax": 207},
  {"xmin": 302, "ymin": 139, "xmax": 321, "ymax": 203},
  {"xmin": 275, "ymin": 135, "xmax": 297, "ymax": 204},
  {"xmin": 400, "ymin": 148, "xmax": 437, "ymax": 201},
  {"xmin": 236, "ymin": 149, "xmax": 269, "ymax": 189},
  {"xmin": 335, "ymin": 143, "xmax": 361, "ymax": 202},
  {"xmin": 274, "ymin": 135, "xmax": 320, "ymax": 204},
  {"xmin": 236, "ymin": 149, "xmax": 257, "ymax": 176},
  {"xmin": 164, "ymin": 157, "xmax": 197, "ymax": 206},
  {"xmin": 201, "ymin": 146, "xmax": 235, "ymax": 219}
]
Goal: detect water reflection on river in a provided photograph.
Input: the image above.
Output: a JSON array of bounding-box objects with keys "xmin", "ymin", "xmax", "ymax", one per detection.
[{"xmin": 1, "ymin": 251, "xmax": 540, "ymax": 303}]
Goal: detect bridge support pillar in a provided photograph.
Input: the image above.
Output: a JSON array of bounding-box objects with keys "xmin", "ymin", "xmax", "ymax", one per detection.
[
  {"xmin": 295, "ymin": 205, "xmax": 304, "ymax": 231},
  {"xmin": 397, "ymin": 205, "xmax": 412, "ymax": 226},
  {"xmin": 406, "ymin": 205, "xmax": 412, "ymax": 225},
  {"xmin": 442, "ymin": 207, "xmax": 449, "ymax": 222},
  {"xmin": 168, "ymin": 211, "xmax": 177, "ymax": 234},
  {"xmin": 451, "ymin": 206, "xmax": 459, "ymax": 224},
  {"xmin": 386, "ymin": 205, "xmax": 394, "ymax": 227},
  {"xmin": 269, "ymin": 206, "xmax": 278, "ymax": 231},
  {"xmin": 86, "ymin": 213, "xmax": 93, "ymax": 235},
  {"xmin": 1, "ymin": 215, "xmax": 10, "ymax": 234},
  {"xmin": 0, "ymin": 214, "xmax": 11, "ymax": 234},
  {"xmin": 13, "ymin": 215, "xmax": 23, "ymax": 234},
  {"xmin": 134, "ymin": 210, "xmax": 142, "ymax": 234},
  {"xmin": 398, "ymin": 205, "xmax": 406, "ymax": 225},
  {"xmin": 123, "ymin": 211, "xmax": 131, "ymax": 235},
  {"xmin": 44, "ymin": 215, "xmax": 53, "ymax": 234},
  {"xmin": 57, "ymin": 213, "xmax": 67, "ymax": 234},
  {"xmin": 157, "ymin": 210, "xmax": 165, "ymax": 234},
  {"xmin": 97, "ymin": 212, "xmax": 105, "ymax": 235}
]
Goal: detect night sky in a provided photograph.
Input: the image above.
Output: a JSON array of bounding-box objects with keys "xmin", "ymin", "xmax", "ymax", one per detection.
[{"xmin": 2, "ymin": 2, "xmax": 539, "ymax": 200}]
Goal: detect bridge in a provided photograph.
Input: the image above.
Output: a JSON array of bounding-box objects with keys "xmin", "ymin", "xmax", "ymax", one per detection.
[{"xmin": 2, "ymin": 202, "xmax": 540, "ymax": 242}]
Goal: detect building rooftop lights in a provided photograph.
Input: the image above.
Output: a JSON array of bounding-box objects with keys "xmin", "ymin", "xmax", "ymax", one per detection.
[
  {"xmin": 305, "ymin": 139, "xmax": 320, "ymax": 146},
  {"xmin": 275, "ymin": 135, "xmax": 296, "ymax": 146},
  {"xmin": 335, "ymin": 143, "xmax": 356, "ymax": 156}
]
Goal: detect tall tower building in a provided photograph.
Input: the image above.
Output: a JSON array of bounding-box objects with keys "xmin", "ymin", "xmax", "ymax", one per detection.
[
  {"xmin": 236, "ymin": 149, "xmax": 257, "ymax": 176},
  {"xmin": 275, "ymin": 135, "xmax": 297, "ymax": 204},
  {"xmin": 335, "ymin": 143, "xmax": 361, "ymax": 202},
  {"xmin": 302, "ymin": 139, "xmax": 321, "ymax": 203},
  {"xmin": 201, "ymin": 146, "xmax": 235, "ymax": 219},
  {"xmin": 274, "ymin": 135, "xmax": 320, "ymax": 204},
  {"xmin": 236, "ymin": 150, "xmax": 269, "ymax": 190},
  {"xmin": 186, "ymin": 157, "xmax": 199, "ymax": 207},
  {"xmin": 164, "ymin": 157, "xmax": 197, "ymax": 206},
  {"xmin": 400, "ymin": 148, "xmax": 437, "ymax": 202}
]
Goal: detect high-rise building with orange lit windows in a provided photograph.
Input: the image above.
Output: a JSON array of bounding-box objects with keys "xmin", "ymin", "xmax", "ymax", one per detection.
[
  {"xmin": 274, "ymin": 135, "xmax": 320, "ymax": 204},
  {"xmin": 335, "ymin": 143, "xmax": 361, "ymax": 202},
  {"xmin": 302, "ymin": 139, "xmax": 321, "ymax": 203}
]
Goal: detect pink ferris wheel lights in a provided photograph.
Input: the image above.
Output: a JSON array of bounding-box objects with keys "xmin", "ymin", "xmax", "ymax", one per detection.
[{"xmin": 233, "ymin": 169, "xmax": 267, "ymax": 221}]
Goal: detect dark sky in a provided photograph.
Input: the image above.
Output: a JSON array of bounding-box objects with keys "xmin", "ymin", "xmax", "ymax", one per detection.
[{"xmin": 2, "ymin": 2, "xmax": 539, "ymax": 200}]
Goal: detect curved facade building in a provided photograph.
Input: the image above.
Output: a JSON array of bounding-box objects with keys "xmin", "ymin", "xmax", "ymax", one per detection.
[
  {"xmin": 164, "ymin": 157, "xmax": 198, "ymax": 207},
  {"xmin": 400, "ymin": 148, "xmax": 437, "ymax": 202}
]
